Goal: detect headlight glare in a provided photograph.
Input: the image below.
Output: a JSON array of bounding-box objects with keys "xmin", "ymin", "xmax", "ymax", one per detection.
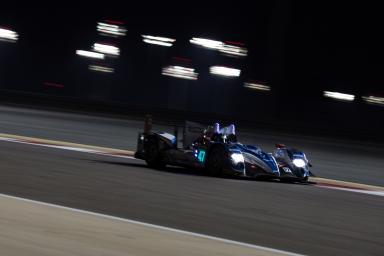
[
  {"xmin": 231, "ymin": 153, "xmax": 244, "ymax": 164},
  {"xmin": 292, "ymin": 158, "xmax": 306, "ymax": 168}
]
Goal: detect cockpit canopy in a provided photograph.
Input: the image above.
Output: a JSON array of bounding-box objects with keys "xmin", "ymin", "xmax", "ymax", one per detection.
[
  {"xmin": 184, "ymin": 121, "xmax": 237, "ymax": 148},
  {"xmin": 205, "ymin": 123, "xmax": 237, "ymax": 143}
]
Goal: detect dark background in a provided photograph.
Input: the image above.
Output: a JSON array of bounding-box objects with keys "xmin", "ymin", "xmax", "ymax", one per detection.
[{"xmin": 0, "ymin": 2, "xmax": 383, "ymax": 138}]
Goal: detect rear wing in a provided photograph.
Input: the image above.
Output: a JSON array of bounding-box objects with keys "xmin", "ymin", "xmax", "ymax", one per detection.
[
  {"xmin": 140, "ymin": 115, "xmax": 237, "ymax": 148},
  {"xmin": 140, "ymin": 115, "xmax": 205, "ymax": 149}
]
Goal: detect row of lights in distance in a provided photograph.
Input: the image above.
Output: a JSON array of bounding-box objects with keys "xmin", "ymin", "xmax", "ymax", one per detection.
[
  {"xmin": 323, "ymin": 91, "xmax": 384, "ymax": 106},
  {"xmin": 161, "ymin": 65, "xmax": 242, "ymax": 79},
  {"xmin": 140, "ymin": 36, "xmax": 248, "ymax": 57},
  {"xmin": 75, "ymin": 21, "xmax": 128, "ymax": 73},
  {"xmin": 1, "ymin": 23, "xmax": 247, "ymax": 58},
  {"xmin": 4, "ymin": 23, "xmax": 383, "ymax": 105},
  {"xmin": 97, "ymin": 21, "xmax": 247, "ymax": 56},
  {"xmin": 76, "ymin": 21, "xmax": 247, "ymax": 74},
  {"xmin": 162, "ymin": 66, "xmax": 270, "ymax": 91},
  {"xmin": 76, "ymin": 22, "xmax": 384, "ymax": 105}
]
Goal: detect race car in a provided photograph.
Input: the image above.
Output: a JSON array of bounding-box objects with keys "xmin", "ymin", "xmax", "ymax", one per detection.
[{"xmin": 135, "ymin": 117, "xmax": 312, "ymax": 181}]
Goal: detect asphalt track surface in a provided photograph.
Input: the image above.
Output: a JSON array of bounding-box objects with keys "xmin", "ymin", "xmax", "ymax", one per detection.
[
  {"xmin": 0, "ymin": 105, "xmax": 383, "ymax": 186},
  {"xmin": 1, "ymin": 194, "xmax": 294, "ymax": 256},
  {"xmin": 0, "ymin": 105, "xmax": 383, "ymax": 255}
]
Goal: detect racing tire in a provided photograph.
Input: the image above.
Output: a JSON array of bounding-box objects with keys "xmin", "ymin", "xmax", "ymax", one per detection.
[
  {"xmin": 144, "ymin": 136, "xmax": 165, "ymax": 169},
  {"xmin": 206, "ymin": 146, "xmax": 225, "ymax": 176}
]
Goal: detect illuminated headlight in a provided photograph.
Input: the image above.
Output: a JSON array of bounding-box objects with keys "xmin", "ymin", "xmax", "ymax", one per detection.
[
  {"xmin": 292, "ymin": 159, "xmax": 306, "ymax": 168},
  {"xmin": 231, "ymin": 153, "xmax": 244, "ymax": 164}
]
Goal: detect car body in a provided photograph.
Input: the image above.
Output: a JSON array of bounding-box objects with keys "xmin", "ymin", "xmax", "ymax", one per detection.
[
  {"xmin": 272, "ymin": 144, "xmax": 312, "ymax": 182},
  {"xmin": 135, "ymin": 119, "xmax": 312, "ymax": 181}
]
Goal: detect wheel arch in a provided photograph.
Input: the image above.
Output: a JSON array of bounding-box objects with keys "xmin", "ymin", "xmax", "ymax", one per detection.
[{"xmin": 204, "ymin": 143, "xmax": 227, "ymax": 167}]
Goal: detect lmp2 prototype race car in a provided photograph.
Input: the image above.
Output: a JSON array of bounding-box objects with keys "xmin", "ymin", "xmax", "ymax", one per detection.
[{"xmin": 135, "ymin": 118, "xmax": 312, "ymax": 182}]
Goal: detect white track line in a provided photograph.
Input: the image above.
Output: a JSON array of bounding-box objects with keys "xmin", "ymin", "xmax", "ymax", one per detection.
[
  {"xmin": 0, "ymin": 136, "xmax": 136, "ymax": 160},
  {"xmin": 315, "ymin": 185, "xmax": 384, "ymax": 197},
  {"xmin": 0, "ymin": 193, "xmax": 304, "ymax": 256}
]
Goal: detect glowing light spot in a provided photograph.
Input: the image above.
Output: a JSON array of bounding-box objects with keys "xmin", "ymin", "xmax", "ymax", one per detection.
[
  {"xmin": 76, "ymin": 50, "xmax": 105, "ymax": 59},
  {"xmin": 143, "ymin": 39, "xmax": 173, "ymax": 47},
  {"xmin": 190, "ymin": 37, "xmax": 223, "ymax": 49},
  {"xmin": 190, "ymin": 37, "xmax": 247, "ymax": 57},
  {"xmin": 362, "ymin": 95, "xmax": 384, "ymax": 106},
  {"xmin": 93, "ymin": 43, "xmax": 120, "ymax": 56},
  {"xmin": 244, "ymin": 82, "xmax": 270, "ymax": 91},
  {"xmin": 97, "ymin": 22, "xmax": 126, "ymax": 37},
  {"xmin": 162, "ymin": 65, "xmax": 198, "ymax": 80},
  {"xmin": 210, "ymin": 66, "xmax": 241, "ymax": 77},
  {"xmin": 142, "ymin": 35, "xmax": 175, "ymax": 47},
  {"xmin": 323, "ymin": 91, "xmax": 355, "ymax": 101},
  {"xmin": 89, "ymin": 65, "xmax": 114, "ymax": 73},
  {"xmin": 0, "ymin": 27, "xmax": 19, "ymax": 42},
  {"xmin": 219, "ymin": 44, "xmax": 247, "ymax": 57}
]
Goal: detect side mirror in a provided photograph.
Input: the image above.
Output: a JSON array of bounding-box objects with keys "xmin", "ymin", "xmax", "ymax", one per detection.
[{"xmin": 308, "ymin": 162, "xmax": 313, "ymax": 167}]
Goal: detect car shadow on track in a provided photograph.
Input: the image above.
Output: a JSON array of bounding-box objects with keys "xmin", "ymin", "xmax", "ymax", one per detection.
[
  {"xmin": 90, "ymin": 159, "xmax": 315, "ymax": 186},
  {"xmin": 90, "ymin": 159, "xmax": 207, "ymax": 177}
]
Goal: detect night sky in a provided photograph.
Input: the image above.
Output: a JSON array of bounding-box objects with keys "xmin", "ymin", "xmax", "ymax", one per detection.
[
  {"xmin": 0, "ymin": 2, "xmax": 383, "ymax": 133},
  {"xmin": 2, "ymin": 2, "xmax": 382, "ymax": 90}
]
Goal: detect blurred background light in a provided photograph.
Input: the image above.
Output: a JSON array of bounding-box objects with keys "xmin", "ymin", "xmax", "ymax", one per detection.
[
  {"xmin": 190, "ymin": 37, "xmax": 223, "ymax": 49},
  {"xmin": 210, "ymin": 66, "xmax": 241, "ymax": 77},
  {"xmin": 244, "ymin": 82, "xmax": 270, "ymax": 91},
  {"xmin": 76, "ymin": 50, "xmax": 105, "ymax": 59},
  {"xmin": 190, "ymin": 37, "xmax": 247, "ymax": 57},
  {"xmin": 89, "ymin": 65, "xmax": 114, "ymax": 73},
  {"xmin": 0, "ymin": 27, "xmax": 19, "ymax": 42},
  {"xmin": 362, "ymin": 95, "xmax": 384, "ymax": 106},
  {"xmin": 162, "ymin": 65, "xmax": 198, "ymax": 80},
  {"xmin": 93, "ymin": 43, "xmax": 120, "ymax": 56},
  {"xmin": 220, "ymin": 43, "xmax": 248, "ymax": 57},
  {"xmin": 323, "ymin": 91, "xmax": 355, "ymax": 101},
  {"xmin": 97, "ymin": 22, "xmax": 126, "ymax": 37},
  {"xmin": 142, "ymin": 35, "xmax": 175, "ymax": 47}
]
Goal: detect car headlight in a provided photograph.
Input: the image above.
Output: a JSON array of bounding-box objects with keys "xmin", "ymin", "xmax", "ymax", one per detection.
[
  {"xmin": 231, "ymin": 153, "xmax": 244, "ymax": 164},
  {"xmin": 292, "ymin": 158, "xmax": 306, "ymax": 168}
]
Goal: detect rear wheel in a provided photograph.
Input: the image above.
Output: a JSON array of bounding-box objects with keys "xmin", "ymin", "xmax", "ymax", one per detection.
[
  {"xmin": 206, "ymin": 146, "xmax": 225, "ymax": 176},
  {"xmin": 144, "ymin": 136, "xmax": 165, "ymax": 169}
]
